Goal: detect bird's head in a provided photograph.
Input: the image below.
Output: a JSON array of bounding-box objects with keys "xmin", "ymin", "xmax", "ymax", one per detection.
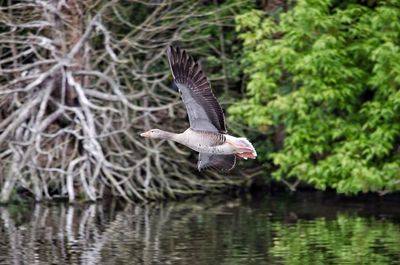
[{"xmin": 140, "ymin": 129, "xmax": 166, "ymax": 139}]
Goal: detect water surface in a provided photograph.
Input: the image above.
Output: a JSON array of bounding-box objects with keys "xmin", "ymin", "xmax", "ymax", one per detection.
[{"xmin": 0, "ymin": 192, "xmax": 400, "ymax": 264}]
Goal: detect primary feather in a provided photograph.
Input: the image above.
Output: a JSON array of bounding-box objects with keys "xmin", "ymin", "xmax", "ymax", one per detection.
[
  {"xmin": 139, "ymin": 46, "xmax": 257, "ymax": 172},
  {"xmin": 166, "ymin": 46, "xmax": 227, "ymax": 133}
]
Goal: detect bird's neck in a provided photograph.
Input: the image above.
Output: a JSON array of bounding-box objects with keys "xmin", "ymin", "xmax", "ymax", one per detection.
[
  {"xmin": 159, "ymin": 130, "xmax": 190, "ymax": 147},
  {"xmin": 158, "ymin": 130, "xmax": 180, "ymax": 141}
]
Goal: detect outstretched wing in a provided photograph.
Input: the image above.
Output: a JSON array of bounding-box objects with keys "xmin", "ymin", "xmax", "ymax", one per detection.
[
  {"xmin": 166, "ymin": 46, "xmax": 227, "ymax": 133},
  {"xmin": 198, "ymin": 153, "xmax": 236, "ymax": 171}
]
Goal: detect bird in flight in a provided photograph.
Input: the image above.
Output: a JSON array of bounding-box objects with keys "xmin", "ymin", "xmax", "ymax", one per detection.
[{"xmin": 140, "ymin": 46, "xmax": 256, "ymax": 171}]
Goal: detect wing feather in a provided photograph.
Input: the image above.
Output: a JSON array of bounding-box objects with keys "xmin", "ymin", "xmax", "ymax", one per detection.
[
  {"xmin": 167, "ymin": 46, "xmax": 227, "ymax": 133},
  {"xmin": 198, "ymin": 153, "xmax": 236, "ymax": 171}
]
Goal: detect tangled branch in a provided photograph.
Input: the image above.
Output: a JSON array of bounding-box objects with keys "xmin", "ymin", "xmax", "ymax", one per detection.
[{"xmin": 0, "ymin": 0, "xmax": 248, "ymax": 203}]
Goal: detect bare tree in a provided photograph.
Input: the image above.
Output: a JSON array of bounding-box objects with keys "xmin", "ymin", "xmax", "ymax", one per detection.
[{"xmin": 0, "ymin": 0, "xmax": 249, "ymax": 203}]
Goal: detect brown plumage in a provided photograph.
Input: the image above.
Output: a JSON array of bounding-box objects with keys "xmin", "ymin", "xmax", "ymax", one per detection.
[{"xmin": 140, "ymin": 46, "xmax": 257, "ymax": 172}]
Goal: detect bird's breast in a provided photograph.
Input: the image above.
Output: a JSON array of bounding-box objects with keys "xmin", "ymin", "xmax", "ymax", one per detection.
[{"xmin": 178, "ymin": 130, "xmax": 235, "ymax": 154}]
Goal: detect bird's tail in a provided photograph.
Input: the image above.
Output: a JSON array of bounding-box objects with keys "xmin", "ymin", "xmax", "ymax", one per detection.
[
  {"xmin": 236, "ymin": 137, "xmax": 257, "ymax": 157},
  {"xmin": 226, "ymin": 136, "xmax": 257, "ymax": 160}
]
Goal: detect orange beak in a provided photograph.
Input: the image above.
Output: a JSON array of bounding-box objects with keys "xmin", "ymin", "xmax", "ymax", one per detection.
[{"xmin": 140, "ymin": 132, "xmax": 150, "ymax": 138}]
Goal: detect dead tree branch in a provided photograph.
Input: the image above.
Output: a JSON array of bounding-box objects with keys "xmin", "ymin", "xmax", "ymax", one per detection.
[{"xmin": 0, "ymin": 0, "xmax": 248, "ymax": 203}]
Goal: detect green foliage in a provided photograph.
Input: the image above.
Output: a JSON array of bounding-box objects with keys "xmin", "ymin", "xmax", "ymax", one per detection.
[{"xmin": 230, "ymin": 0, "xmax": 400, "ymax": 193}]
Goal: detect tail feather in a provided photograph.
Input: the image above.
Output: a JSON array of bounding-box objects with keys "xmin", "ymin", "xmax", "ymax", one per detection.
[
  {"xmin": 225, "ymin": 135, "xmax": 257, "ymax": 159},
  {"xmin": 237, "ymin": 137, "xmax": 257, "ymax": 156}
]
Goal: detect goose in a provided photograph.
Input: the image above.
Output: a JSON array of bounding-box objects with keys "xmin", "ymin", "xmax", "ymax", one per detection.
[{"xmin": 140, "ymin": 46, "xmax": 257, "ymax": 171}]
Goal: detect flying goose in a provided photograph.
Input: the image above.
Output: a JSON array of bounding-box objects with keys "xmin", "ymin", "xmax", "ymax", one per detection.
[{"xmin": 140, "ymin": 46, "xmax": 257, "ymax": 171}]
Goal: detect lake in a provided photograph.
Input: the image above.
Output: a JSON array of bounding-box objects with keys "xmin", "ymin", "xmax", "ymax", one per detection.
[{"xmin": 0, "ymin": 191, "xmax": 399, "ymax": 265}]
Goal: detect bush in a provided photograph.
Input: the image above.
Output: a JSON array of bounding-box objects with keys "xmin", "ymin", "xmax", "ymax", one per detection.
[{"xmin": 230, "ymin": 0, "xmax": 400, "ymax": 194}]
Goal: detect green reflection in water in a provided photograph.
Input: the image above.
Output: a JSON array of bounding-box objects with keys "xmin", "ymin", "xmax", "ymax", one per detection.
[
  {"xmin": 271, "ymin": 215, "xmax": 400, "ymax": 265},
  {"xmin": 0, "ymin": 194, "xmax": 399, "ymax": 265}
]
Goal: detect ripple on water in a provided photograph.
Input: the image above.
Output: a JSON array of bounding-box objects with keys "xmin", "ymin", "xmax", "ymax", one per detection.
[{"xmin": 0, "ymin": 193, "xmax": 399, "ymax": 265}]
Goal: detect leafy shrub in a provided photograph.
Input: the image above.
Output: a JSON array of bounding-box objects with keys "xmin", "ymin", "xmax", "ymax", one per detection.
[{"xmin": 230, "ymin": 0, "xmax": 400, "ymax": 193}]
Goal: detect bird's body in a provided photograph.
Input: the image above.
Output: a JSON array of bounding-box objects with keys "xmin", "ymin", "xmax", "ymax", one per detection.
[
  {"xmin": 167, "ymin": 129, "xmax": 251, "ymax": 155},
  {"xmin": 140, "ymin": 46, "xmax": 257, "ymax": 171}
]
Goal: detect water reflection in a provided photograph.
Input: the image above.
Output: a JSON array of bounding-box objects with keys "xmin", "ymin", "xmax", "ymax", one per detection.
[
  {"xmin": 271, "ymin": 216, "xmax": 400, "ymax": 264},
  {"xmin": 0, "ymin": 193, "xmax": 399, "ymax": 265}
]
